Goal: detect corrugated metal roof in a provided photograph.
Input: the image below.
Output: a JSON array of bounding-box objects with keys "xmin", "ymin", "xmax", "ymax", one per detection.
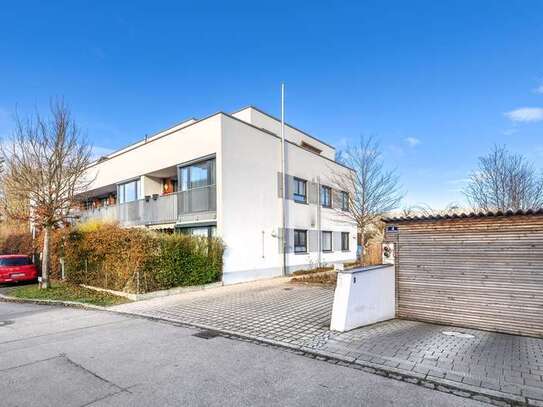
[{"xmin": 383, "ymin": 208, "xmax": 543, "ymax": 223}]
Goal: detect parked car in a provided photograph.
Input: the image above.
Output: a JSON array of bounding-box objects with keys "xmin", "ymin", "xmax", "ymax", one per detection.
[{"xmin": 0, "ymin": 255, "xmax": 38, "ymax": 283}]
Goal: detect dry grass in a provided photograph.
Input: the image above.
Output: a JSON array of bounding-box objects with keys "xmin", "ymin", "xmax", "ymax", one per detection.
[
  {"xmin": 290, "ymin": 270, "xmax": 337, "ymax": 286},
  {"xmin": 291, "ymin": 266, "xmax": 333, "ymax": 276}
]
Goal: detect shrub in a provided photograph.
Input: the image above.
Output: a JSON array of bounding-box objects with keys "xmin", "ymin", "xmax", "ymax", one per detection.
[
  {"xmin": 53, "ymin": 222, "xmax": 224, "ymax": 293},
  {"xmin": 0, "ymin": 232, "xmax": 34, "ymax": 255},
  {"xmin": 0, "ymin": 223, "xmax": 35, "ymax": 256},
  {"xmin": 154, "ymin": 234, "xmax": 223, "ymax": 288}
]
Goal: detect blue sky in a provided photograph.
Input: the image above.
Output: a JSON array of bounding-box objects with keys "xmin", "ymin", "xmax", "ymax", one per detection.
[{"xmin": 1, "ymin": 1, "xmax": 543, "ymax": 208}]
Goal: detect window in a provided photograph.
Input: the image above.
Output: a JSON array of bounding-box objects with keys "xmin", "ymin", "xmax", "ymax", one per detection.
[
  {"xmin": 341, "ymin": 232, "xmax": 350, "ymax": 251},
  {"xmin": 294, "ymin": 229, "xmax": 307, "ymax": 253},
  {"xmin": 179, "ymin": 158, "xmax": 215, "ymax": 191},
  {"xmin": 340, "ymin": 191, "xmax": 349, "ymax": 211},
  {"xmin": 177, "ymin": 225, "xmax": 216, "ymax": 238},
  {"xmin": 321, "ymin": 186, "xmax": 332, "ymax": 208},
  {"xmin": 118, "ymin": 179, "xmax": 141, "ymax": 204},
  {"xmin": 293, "ymin": 177, "xmax": 307, "ymax": 203},
  {"xmin": 322, "ymin": 231, "xmax": 332, "ymax": 252}
]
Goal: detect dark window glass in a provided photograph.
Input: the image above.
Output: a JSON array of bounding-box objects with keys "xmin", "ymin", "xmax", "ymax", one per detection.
[
  {"xmin": 341, "ymin": 232, "xmax": 350, "ymax": 251},
  {"xmin": 118, "ymin": 179, "xmax": 141, "ymax": 204},
  {"xmin": 322, "ymin": 231, "xmax": 332, "ymax": 252},
  {"xmin": 321, "ymin": 186, "xmax": 332, "ymax": 208},
  {"xmin": 294, "ymin": 229, "xmax": 307, "ymax": 253},
  {"xmin": 179, "ymin": 159, "xmax": 216, "ymax": 191},
  {"xmin": 293, "ymin": 178, "xmax": 307, "ymax": 203},
  {"xmin": 341, "ymin": 191, "xmax": 349, "ymax": 211},
  {"xmin": 176, "ymin": 226, "xmax": 216, "ymax": 238},
  {"xmin": 0, "ymin": 257, "xmax": 32, "ymax": 266}
]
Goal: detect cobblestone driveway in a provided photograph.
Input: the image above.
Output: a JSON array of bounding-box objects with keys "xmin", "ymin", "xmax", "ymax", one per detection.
[
  {"xmin": 112, "ymin": 279, "xmax": 543, "ymax": 404},
  {"xmin": 112, "ymin": 278, "xmax": 334, "ymax": 347},
  {"xmin": 322, "ymin": 320, "xmax": 543, "ymax": 402}
]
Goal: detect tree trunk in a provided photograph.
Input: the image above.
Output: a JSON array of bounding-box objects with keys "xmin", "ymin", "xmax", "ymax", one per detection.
[{"xmin": 40, "ymin": 225, "xmax": 51, "ymax": 289}]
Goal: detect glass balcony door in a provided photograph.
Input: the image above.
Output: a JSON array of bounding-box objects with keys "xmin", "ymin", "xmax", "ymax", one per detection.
[{"xmin": 178, "ymin": 158, "xmax": 216, "ymax": 214}]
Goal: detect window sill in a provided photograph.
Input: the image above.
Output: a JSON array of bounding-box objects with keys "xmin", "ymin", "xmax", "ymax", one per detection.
[
  {"xmin": 341, "ymin": 249, "xmax": 350, "ymax": 252},
  {"xmin": 294, "ymin": 251, "xmax": 308, "ymax": 255},
  {"xmin": 322, "ymin": 250, "xmax": 332, "ymax": 253},
  {"xmin": 294, "ymin": 200, "xmax": 308, "ymax": 205}
]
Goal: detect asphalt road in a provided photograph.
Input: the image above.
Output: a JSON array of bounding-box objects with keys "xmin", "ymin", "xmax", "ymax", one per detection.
[{"xmin": 0, "ymin": 301, "xmax": 486, "ymax": 407}]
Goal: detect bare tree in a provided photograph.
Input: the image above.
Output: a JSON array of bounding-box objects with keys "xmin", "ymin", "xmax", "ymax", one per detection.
[
  {"xmin": 401, "ymin": 202, "xmax": 461, "ymax": 217},
  {"xmin": 0, "ymin": 100, "xmax": 93, "ymax": 288},
  {"xmin": 332, "ymin": 136, "xmax": 404, "ymax": 245},
  {"xmin": 463, "ymin": 145, "xmax": 543, "ymax": 211}
]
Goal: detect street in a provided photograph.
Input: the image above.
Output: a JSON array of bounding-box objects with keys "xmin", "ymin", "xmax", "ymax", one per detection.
[{"xmin": 0, "ymin": 302, "xmax": 486, "ymax": 406}]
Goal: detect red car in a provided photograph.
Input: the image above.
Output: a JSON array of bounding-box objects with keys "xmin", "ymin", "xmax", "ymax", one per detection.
[{"xmin": 0, "ymin": 255, "xmax": 38, "ymax": 283}]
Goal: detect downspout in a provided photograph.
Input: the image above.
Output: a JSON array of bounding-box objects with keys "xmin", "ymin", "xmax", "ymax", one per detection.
[
  {"xmin": 317, "ymin": 176, "xmax": 322, "ymax": 267},
  {"xmin": 281, "ymin": 83, "xmax": 287, "ymax": 277}
]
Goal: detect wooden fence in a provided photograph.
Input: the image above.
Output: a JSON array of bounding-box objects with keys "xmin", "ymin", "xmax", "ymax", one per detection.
[{"xmin": 363, "ymin": 243, "xmax": 382, "ymax": 266}]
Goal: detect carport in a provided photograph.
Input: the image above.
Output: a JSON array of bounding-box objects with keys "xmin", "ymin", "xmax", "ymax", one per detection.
[{"xmin": 383, "ymin": 209, "xmax": 543, "ymax": 337}]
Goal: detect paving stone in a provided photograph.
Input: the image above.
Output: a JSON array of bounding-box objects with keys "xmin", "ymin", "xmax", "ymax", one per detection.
[
  {"xmin": 413, "ymin": 366, "xmax": 430, "ymax": 375},
  {"xmin": 527, "ymin": 399, "xmax": 543, "ymax": 407},
  {"xmin": 444, "ymin": 372, "xmax": 464, "ymax": 382},
  {"xmin": 523, "ymin": 387, "xmax": 543, "ymax": 401},
  {"xmin": 112, "ymin": 278, "xmax": 543, "ymax": 405},
  {"xmin": 462, "ymin": 376, "xmax": 482, "ymax": 387},
  {"xmin": 428, "ymin": 369, "xmax": 446, "ymax": 379}
]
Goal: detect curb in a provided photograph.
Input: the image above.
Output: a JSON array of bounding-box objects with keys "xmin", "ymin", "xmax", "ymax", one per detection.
[
  {"xmin": 0, "ymin": 293, "xmax": 110, "ymax": 311},
  {"xmin": 107, "ymin": 309, "xmax": 535, "ymax": 407},
  {"xmin": 1, "ymin": 295, "xmax": 538, "ymax": 407}
]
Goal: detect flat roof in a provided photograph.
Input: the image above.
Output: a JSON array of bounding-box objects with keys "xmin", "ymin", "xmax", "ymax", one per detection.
[
  {"xmin": 88, "ymin": 107, "xmax": 353, "ymax": 172},
  {"xmin": 231, "ymin": 105, "xmax": 336, "ymax": 151}
]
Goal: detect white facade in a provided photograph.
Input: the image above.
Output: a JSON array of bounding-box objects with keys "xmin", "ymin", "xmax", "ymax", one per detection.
[{"xmin": 81, "ymin": 106, "xmax": 357, "ymax": 284}]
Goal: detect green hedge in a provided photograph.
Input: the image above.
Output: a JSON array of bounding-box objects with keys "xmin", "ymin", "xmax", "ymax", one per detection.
[
  {"xmin": 53, "ymin": 222, "xmax": 224, "ymax": 293},
  {"xmin": 154, "ymin": 234, "xmax": 223, "ymax": 288}
]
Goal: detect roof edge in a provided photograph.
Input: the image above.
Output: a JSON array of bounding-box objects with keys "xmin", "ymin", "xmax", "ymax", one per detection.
[
  {"xmin": 383, "ymin": 208, "xmax": 543, "ymax": 223},
  {"xmin": 231, "ymin": 105, "xmax": 337, "ymax": 151}
]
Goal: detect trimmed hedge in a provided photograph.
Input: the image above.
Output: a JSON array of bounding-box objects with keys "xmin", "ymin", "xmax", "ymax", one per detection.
[
  {"xmin": 0, "ymin": 226, "xmax": 34, "ymax": 256},
  {"xmin": 51, "ymin": 222, "xmax": 224, "ymax": 293}
]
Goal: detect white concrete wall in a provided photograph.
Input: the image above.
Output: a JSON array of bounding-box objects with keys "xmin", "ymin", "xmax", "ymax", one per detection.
[
  {"xmin": 232, "ymin": 107, "xmax": 336, "ymax": 160},
  {"xmin": 330, "ymin": 265, "xmax": 396, "ymax": 332},
  {"xmin": 219, "ymin": 114, "xmax": 357, "ymax": 284},
  {"xmin": 141, "ymin": 175, "xmax": 163, "ymax": 196},
  {"xmin": 284, "ymin": 142, "xmax": 357, "ymax": 272},
  {"xmin": 219, "ymin": 114, "xmax": 283, "ymax": 284},
  {"xmin": 86, "ymin": 116, "xmax": 221, "ymax": 190}
]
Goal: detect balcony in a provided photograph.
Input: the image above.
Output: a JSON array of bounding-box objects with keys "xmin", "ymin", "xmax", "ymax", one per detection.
[{"xmin": 78, "ymin": 185, "xmax": 216, "ymax": 227}]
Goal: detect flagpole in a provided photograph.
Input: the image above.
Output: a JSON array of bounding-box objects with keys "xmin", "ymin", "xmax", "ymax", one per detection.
[{"xmin": 281, "ymin": 83, "xmax": 287, "ymax": 276}]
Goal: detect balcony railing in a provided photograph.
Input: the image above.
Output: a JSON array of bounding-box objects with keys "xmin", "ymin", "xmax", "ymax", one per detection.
[{"xmin": 78, "ymin": 185, "xmax": 216, "ymax": 227}]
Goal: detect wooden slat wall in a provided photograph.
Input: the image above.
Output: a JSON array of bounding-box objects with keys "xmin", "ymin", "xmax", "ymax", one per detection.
[{"xmin": 389, "ymin": 215, "xmax": 543, "ymax": 338}]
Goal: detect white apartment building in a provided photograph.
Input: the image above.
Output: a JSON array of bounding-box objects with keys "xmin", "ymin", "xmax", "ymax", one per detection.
[{"xmin": 80, "ymin": 106, "xmax": 357, "ymax": 284}]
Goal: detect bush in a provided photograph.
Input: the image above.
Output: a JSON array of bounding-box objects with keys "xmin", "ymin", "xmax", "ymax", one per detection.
[
  {"xmin": 53, "ymin": 222, "xmax": 224, "ymax": 294},
  {"xmin": 0, "ymin": 224, "xmax": 35, "ymax": 256},
  {"xmin": 154, "ymin": 234, "xmax": 223, "ymax": 288}
]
